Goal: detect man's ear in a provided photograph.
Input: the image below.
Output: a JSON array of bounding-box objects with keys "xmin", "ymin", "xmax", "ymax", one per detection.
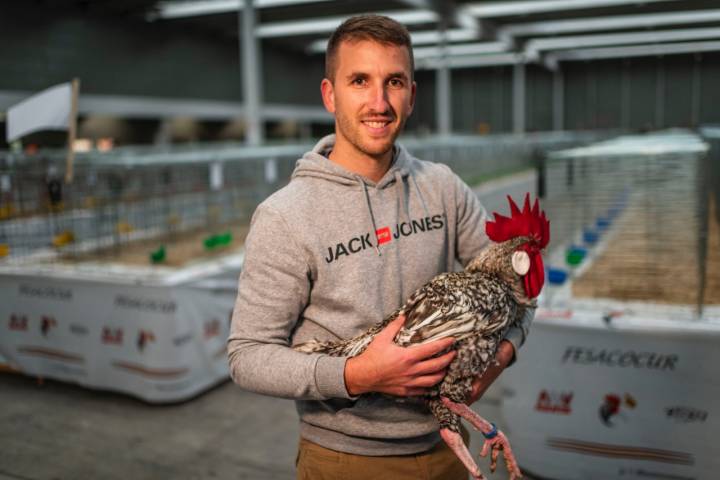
[
  {"xmin": 320, "ymin": 78, "xmax": 336, "ymax": 114},
  {"xmin": 408, "ymin": 80, "xmax": 417, "ymax": 115}
]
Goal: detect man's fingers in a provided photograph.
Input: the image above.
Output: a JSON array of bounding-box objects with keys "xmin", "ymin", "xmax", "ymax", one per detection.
[
  {"xmin": 408, "ymin": 336, "xmax": 455, "ymax": 360},
  {"xmin": 410, "ymin": 350, "xmax": 456, "ymax": 376},
  {"xmin": 377, "ymin": 314, "xmax": 406, "ymax": 341},
  {"xmin": 408, "ymin": 371, "xmax": 446, "ymax": 388}
]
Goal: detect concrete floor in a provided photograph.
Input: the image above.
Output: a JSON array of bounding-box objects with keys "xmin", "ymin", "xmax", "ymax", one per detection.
[{"xmin": 0, "ymin": 371, "xmax": 533, "ymax": 480}]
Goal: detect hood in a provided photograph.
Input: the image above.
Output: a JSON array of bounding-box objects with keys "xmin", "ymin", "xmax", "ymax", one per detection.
[{"xmin": 292, "ymin": 134, "xmax": 411, "ymax": 189}]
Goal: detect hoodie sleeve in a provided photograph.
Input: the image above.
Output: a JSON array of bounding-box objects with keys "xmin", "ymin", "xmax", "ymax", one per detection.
[
  {"xmin": 227, "ymin": 204, "xmax": 353, "ymax": 400},
  {"xmin": 452, "ymin": 172, "xmax": 535, "ymax": 361}
]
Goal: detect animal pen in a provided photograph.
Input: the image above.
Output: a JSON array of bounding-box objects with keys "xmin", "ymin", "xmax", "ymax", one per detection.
[
  {"xmin": 500, "ymin": 129, "xmax": 720, "ymax": 480},
  {"xmin": 0, "ymin": 132, "xmax": 591, "ymax": 402}
]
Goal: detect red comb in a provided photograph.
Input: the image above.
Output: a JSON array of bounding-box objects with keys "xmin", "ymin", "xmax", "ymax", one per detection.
[{"xmin": 486, "ymin": 193, "xmax": 550, "ymax": 248}]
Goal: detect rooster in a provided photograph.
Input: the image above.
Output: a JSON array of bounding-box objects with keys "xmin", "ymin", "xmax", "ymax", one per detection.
[{"xmin": 295, "ymin": 194, "xmax": 549, "ymax": 480}]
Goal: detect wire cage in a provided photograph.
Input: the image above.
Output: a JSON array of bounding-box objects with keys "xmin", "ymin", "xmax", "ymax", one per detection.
[
  {"xmin": 539, "ymin": 129, "xmax": 719, "ymax": 320},
  {"xmin": 0, "ymin": 132, "xmax": 601, "ymax": 269}
]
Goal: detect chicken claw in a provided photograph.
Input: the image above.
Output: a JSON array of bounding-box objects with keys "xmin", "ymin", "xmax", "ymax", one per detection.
[{"xmin": 441, "ymin": 397, "xmax": 523, "ymax": 479}]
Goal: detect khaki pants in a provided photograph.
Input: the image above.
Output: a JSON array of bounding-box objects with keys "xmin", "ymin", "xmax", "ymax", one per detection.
[{"xmin": 296, "ymin": 430, "xmax": 469, "ymax": 480}]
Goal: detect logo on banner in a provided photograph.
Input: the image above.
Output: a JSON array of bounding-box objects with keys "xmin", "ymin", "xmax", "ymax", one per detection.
[
  {"xmin": 535, "ymin": 390, "xmax": 573, "ymax": 414},
  {"xmin": 114, "ymin": 294, "xmax": 176, "ymax": 313},
  {"xmin": 102, "ymin": 327, "xmax": 123, "ymax": 345},
  {"xmin": 9, "ymin": 314, "xmax": 28, "ymax": 331},
  {"xmin": 70, "ymin": 324, "xmax": 88, "ymax": 336},
  {"xmin": 599, "ymin": 393, "xmax": 637, "ymax": 427},
  {"xmin": 19, "ymin": 284, "xmax": 72, "ymax": 301},
  {"xmin": 204, "ymin": 319, "xmax": 220, "ymax": 339},
  {"xmin": 137, "ymin": 330, "xmax": 156, "ymax": 352},
  {"xmin": 173, "ymin": 333, "xmax": 193, "ymax": 346},
  {"xmin": 665, "ymin": 406, "xmax": 708, "ymax": 423},
  {"xmin": 41, "ymin": 316, "xmax": 57, "ymax": 336},
  {"xmin": 562, "ymin": 346, "xmax": 678, "ymax": 371}
]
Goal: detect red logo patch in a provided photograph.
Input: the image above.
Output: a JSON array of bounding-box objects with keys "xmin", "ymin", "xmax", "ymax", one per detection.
[{"xmin": 376, "ymin": 227, "xmax": 391, "ymax": 245}]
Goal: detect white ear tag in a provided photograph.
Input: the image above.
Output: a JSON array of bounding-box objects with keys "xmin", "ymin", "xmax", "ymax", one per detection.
[{"xmin": 512, "ymin": 251, "xmax": 531, "ymax": 275}]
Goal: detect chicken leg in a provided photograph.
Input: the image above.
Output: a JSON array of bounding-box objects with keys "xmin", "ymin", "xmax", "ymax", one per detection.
[{"xmin": 441, "ymin": 397, "xmax": 523, "ymax": 480}]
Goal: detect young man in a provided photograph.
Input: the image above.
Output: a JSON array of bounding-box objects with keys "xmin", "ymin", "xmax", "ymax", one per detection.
[{"xmin": 228, "ymin": 14, "xmax": 533, "ymax": 479}]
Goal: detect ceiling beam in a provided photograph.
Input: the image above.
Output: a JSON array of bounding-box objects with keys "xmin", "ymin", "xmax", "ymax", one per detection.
[
  {"xmin": 545, "ymin": 40, "xmax": 720, "ymax": 68},
  {"xmin": 148, "ymin": 0, "xmax": 334, "ymax": 20},
  {"xmin": 526, "ymin": 27, "xmax": 720, "ymax": 61},
  {"xmin": 465, "ymin": 0, "xmax": 679, "ymax": 18},
  {"xmin": 500, "ymin": 9, "xmax": 720, "ymax": 39},
  {"xmin": 256, "ymin": 10, "xmax": 438, "ymax": 38}
]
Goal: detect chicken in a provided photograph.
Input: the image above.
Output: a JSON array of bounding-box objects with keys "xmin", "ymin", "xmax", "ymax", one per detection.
[{"xmin": 295, "ymin": 194, "xmax": 549, "ymax": 480}]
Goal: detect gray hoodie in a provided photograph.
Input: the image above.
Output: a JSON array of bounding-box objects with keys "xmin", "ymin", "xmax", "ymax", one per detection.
[{"xmin": 228, "ymin": 134, "xmax": 532, "ymax": 456}]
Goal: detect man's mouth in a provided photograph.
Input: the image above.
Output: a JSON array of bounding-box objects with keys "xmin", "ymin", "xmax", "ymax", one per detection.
[{"xmin": 362, "ymin": 120, "xmax": 391, "ymax": 128}]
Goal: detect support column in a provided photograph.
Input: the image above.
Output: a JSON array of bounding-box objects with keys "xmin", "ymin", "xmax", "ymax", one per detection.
[
  {"xmin": 240, "ymin": 0, "xmax": 264, "ymax": 146},
  {"xmin": 513, "ymin": 62, "xmax": 525, "ymax": 135},
  {"xmin": 621, "ymin": 60, "xmax": 630, "ymax": 129},
  {"xmin": 655, "ymin": 60, "xmax": 665, "ymax": 129},
  {"xmin": 435, "ymin": 24, "xmax": 451, "ymax": 136},
  {"xmin": 691, "ymin": 54, "xmax": 701, "ymax": 127},
  {"xmin": 552, "ymin": 67, "xmax": 564, "ymax": 131}
]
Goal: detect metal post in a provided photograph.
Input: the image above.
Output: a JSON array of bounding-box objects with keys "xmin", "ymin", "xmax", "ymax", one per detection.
[
  {"xmin": 435, "ymin": 23, "xmax": 451, "ymax": 136},
  {"xmin": 240, "ymin": 0, "xmax": 263, "ymax": 146},
  {"xmin": 513, "ymin": 62, "xmax": 525, "ymax": 135},
  {"xmin": 553, "ymin": 68, "xmax": 564, "ymax": 131},
  {"xmin": 656, "ymin": 59, "xmax": 665, "ymax": 129},
  {"xmin": 691, "ymin": 54, "xmax": 701, "ymax": 127},
  {"xmin": 621, "ymin": 60, "xmax": 630, "ymax": 129}
]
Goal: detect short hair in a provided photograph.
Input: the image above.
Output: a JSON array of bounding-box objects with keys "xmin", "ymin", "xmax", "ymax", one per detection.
[{"xmin": 325, "ymin": 14, "xmax": 414, "ymax": 82}]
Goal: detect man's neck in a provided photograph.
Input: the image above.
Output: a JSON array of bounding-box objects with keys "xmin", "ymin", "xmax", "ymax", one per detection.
[{"xmin": 328, "ymin": 136, "xmax": 393, "ymax": 183}]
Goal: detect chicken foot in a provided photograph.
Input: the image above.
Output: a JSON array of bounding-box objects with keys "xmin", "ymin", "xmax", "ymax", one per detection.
[{"xmin": 441, "ymin": 397, "xmax": 523, "ymax": 480}]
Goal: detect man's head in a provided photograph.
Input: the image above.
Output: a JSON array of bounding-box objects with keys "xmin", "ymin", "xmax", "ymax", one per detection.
[
  {"xmin": 321, "ymin": 15, "xmax": 416, "ymax": 161},
  {"xmin": 325, "ymin": 15, "xmax": 415, "ymax": 83}
]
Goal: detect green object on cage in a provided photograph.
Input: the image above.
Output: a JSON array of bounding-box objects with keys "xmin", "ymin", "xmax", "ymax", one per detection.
[
  {"xmin": 566, "ymin": 249, "xmax": 585, "ymax": 266},
  {"xmin": 150, "ymin": 245, "xmax": 166, "ymax": 264},
  {"xmin": 204, "ymin": 232, "xmax": 233, "ymax": 250}
]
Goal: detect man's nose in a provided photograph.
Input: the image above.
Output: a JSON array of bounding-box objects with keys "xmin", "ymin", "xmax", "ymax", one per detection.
[{"xmin": 367, "ymin": 84, "xmax": 390, "ymax": 113}]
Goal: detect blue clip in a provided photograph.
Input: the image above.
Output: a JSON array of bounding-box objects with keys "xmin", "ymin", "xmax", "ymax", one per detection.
[{"xmin": 482, "ymin": 423, "xmax": 498, "ymax": 440}]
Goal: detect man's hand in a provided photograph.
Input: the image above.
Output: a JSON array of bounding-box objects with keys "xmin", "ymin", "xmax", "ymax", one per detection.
[
  {"xmin": 466, "ymin": 340, "xmax": 515, "ymax": 405},
  {"xmin": 344, "ymin": 315, "xmax": 456, "ymax": 397}
]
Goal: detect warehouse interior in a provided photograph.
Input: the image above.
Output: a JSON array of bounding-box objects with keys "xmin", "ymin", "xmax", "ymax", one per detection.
[{"xmin": 1, "ymin": 1, "xmax": 719, "ymax": 480}]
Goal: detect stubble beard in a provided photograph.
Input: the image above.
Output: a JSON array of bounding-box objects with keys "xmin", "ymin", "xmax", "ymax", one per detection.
[{"xmin": 336, "ymin": 110, "xmax": 406, "ymax": 159}]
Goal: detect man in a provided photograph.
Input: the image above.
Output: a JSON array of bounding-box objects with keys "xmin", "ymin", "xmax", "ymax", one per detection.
[{"xmin": 228, "ymin": 14, "xmax": 532, "ymax": 479}]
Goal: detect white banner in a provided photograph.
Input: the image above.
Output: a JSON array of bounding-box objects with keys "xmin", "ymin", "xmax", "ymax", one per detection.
[
  {"xmin": 0, "ymin": 267, "xmax": 238, "ymax": 403},
  {"xmin": 500, "ymin": 310, "xmax": 720, "ymax": 480},
  {"xmin": 6, "ymin": 82, "xmax": 72, "ymax": 142}
]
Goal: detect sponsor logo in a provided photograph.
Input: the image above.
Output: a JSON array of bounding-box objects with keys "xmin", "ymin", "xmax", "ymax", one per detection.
[
  {"xmin": 137, "ymin": 330, "xmax": 156, "ymax": 352},
  {"xmin": 535, "ymin": 390, "xmax": 573, "ymax": 414},
  {"xmin": 600, "ymin": 393, "xmax": 637, "ymax": 427},
  {"xmin": 665, "ymin": 406, "xmax": 707, "ymax": 423},
  {"xmin": 41, "ymin": 316, "xmax": 57, "ymax": 336},
  {"xmin": 19, "ymin": 284, "xmax": 72, "ymax": 301},
  {"xmin": 9, "ymin": 314, "xmax": 28, "ymax": 331},
  {"xmin": 562, "ymin": 346, "xmax": 678, "ymax": 371},
  {"xmin": 102, "ymin": 327, "xmax": 123, "ymax": 345},
  {"xmin": 204, "ymin": 319, "xmax": 221, "ymax": 339},
  {"xmin": 173, "ymin": 332, "xmax": 193, "ymax": 346},
  {"xmin": 70, "ymin": 324, "xmax": 88, "ymax": 336},
  {"xmin": 324, "ymin": 214, "xmax": 446, "ymax": 263},
  {"xmin": 114, "ymin": 295, "xmax": 176, "ymax": 313}
]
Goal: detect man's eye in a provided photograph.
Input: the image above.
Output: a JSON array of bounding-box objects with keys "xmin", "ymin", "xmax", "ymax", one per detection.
[
  {"xmin": 389, "ymin": 79, "xmax": 404, "ymax": 88},
  {"xmin": 352, "ymin": 78, "xmax": 366, "ymax": 86}
]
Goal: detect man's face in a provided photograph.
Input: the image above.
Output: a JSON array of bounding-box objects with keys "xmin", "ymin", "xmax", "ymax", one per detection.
[{"xmin": 321, "ymin": 39, "xmax": 416, "ymax": 159}]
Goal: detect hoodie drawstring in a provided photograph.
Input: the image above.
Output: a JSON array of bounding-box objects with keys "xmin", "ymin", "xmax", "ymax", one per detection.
[
  {"xmin": 359, "ymin": 177, "xmax": 382, "ymax": 256},
  {"xmin": 394, "ymin": 170, "xmax": 409, "ymax": 221}
]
